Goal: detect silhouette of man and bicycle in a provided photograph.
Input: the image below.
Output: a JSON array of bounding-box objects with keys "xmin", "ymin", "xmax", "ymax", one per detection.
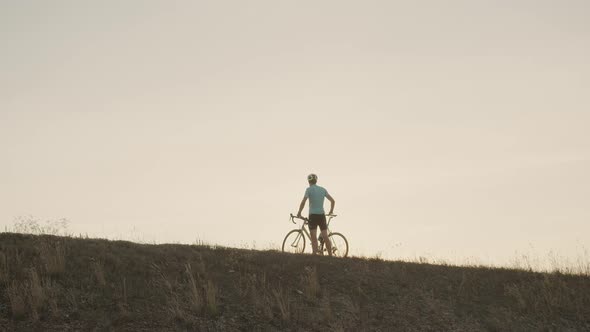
[{"xmin": 282, "ymin": 174, "xmax": 348, "ymax": 257}]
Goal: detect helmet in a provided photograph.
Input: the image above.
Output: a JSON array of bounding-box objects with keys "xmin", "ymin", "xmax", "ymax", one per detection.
[{"xmin": 307, "ymin": 173, "xmax": 318, "ymax": 182}]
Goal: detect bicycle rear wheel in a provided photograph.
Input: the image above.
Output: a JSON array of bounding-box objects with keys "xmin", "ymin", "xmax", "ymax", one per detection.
[
  {"xmin": 327, "ymin": 232, "xmax": 349, "ymax": 257},
  {"xmin": 282, "ymin": 230, "xmax": 306, "ymax": 254}
]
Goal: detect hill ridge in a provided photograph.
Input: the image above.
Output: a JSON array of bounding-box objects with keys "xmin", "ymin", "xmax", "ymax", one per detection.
[{"xmin": 1, "ymin": 233, "xmax": 589, "ymax": 331}]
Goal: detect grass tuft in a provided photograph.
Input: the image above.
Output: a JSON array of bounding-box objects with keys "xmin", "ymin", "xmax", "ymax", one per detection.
[{"xmin": 185, "ymin": 263, "xmax": 202, "ymax": 312}]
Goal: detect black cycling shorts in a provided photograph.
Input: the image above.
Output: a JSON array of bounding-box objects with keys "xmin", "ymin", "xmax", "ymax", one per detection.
[{"xmin": 308, "ymin": 214, "xmax": 327, "ymax": 231}]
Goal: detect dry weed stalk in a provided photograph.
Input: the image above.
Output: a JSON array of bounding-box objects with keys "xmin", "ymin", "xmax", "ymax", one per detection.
[
  {"xmin": 118, "ymin": 277, "xmax": 130, "ymax": 316},
  {"xmin": 185, "ymin": 263, "xmax": 202, "ymax": 312},
  {"xmin": 7, "ymin": 268, "xmax": 48, "ymax": 320},
  {"xmin": 66, "ymin": 288, "xmax": 79, "ymax": 313},
  {"xmin": 152, "ymin": 263, "xmax": 187, "ymax": 321},
  {"xmin": 167, "ymin": 292, "xmax": 185, "ymax": 319},
  {"xmin": 195, "ymin": 253, "xmax": 207, "ymax": 277},
  {"xmin": 12, "ymin": 216, "xmax": 69, "ymax": 235},
  {"xmin": 40, "ymin": 277, "xmax": 60, "ymax": 318},
  {"xmin": 122, "ymin": 277, "xmax": 128, "ymax": 306},
  {"xmin": 205, "ymin": 280, "xmax": 218, "ymax": 315},
  {"xmin": 505, "ymin": 284, "xmax": 526, "ymax": 310},
  {"xmin": 239, "ymin": 272, "xmax": 274, "ymax": 319},
  {"xmin": 302, "ymin": 266, "xmax": 320, "ymax": 300},
  {"xmin": 320, "ymin": 290, "xmax": 333, "ymax": 321},
  {"xmin": 0, "ymin": 252, "xmax": 7, "ymax": 284},
  {"xmin": 272, "ymin": 287, "xmax": 290, "ymax": 321},
  {"xmin": 92, "ymin": 261, "xmax": 106, "ymax": 286},
  {"xmin": 28, "ymin": 267, "xmax": 45, "ymax": 320}
]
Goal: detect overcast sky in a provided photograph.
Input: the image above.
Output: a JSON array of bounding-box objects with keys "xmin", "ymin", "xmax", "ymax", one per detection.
[{"xmin": 1, "ymin": 1, "xmax": 589, "ymax": 267}]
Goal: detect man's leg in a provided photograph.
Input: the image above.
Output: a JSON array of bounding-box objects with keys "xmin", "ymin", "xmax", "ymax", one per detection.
[
  {"xmin": 310, "ymin": 229, "xmax": 319, "ymax": 254},
  {"xmin": 320, "ymin": 229, "xmax": 332, "ymax": 256}
]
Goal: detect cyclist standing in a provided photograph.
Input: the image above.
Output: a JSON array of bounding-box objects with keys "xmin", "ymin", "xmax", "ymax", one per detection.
[{"xmin": 297, "ymin": 174, "xmax": 335, "ymax": 256}]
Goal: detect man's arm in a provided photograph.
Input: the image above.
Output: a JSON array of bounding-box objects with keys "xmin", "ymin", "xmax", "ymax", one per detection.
[
  {"xmin": 326, "ymin": 193, "xmax": 335, "ymax": 215},
  {"xmin": 297, "ymin": 197, "xmax": 308, "ymax": 217}
]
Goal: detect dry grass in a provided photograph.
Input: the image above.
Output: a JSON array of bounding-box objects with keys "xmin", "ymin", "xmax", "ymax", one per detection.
[
  {"xmin": 27, "ymin": 267, "xmax": 45, "ymax": 320},
  {"xmin": 7, "ymin": 281, "xmax": 26, "ymax": 319},
  {"xmin": 122, "ymin": 277, "xmax": 128, "ymax": 306},
  {"xmin": 119, "ymin": 277, "xmax": 129, "ymax": 317},
  {"xmin": 150, "ymin": 260, "xmax": 218, "ymax": 323},
  {"xmin": 320, "ymin": 290, "xmax": 333, "ymax": 321},
  {"xmin": 38, "ymin": 240, "xmax": 66, "ymax": 276},
  {"xmin": 204, "ymin": 280, "xmax": 218, "ymax": 316},
  {"xmin": 65, "ymin": 288, "xmax": 79, "ymax": 314},
  {"xmin": 193, "ymin": 253, "xmax": 206, "ymax": 277},
  {"xmin": 185, "ymin": 263, "xmax": 202, "ymax": 312},
  {"xmin": 151, "ymin": 263, "xmax": 184, "ymax": 320},
  {"xmin": 504, "ymin": 283, "xmax": 526, "ymax": 310},
  {"xmin": 91, "ymin": 260, "xmax": 106, "ymax": 286},
  {"xmin": 1, "ymin": 233, "xmax": 589, "ymax": 331},
  {"xmin": 238, "ymin": 272, "xmax": 275, "ymax": 320},
  {"xmin": 40, "ymin": 277, "xmax": 60, "ymax": 318},
  {"xmin": 6, "ymin": 267, "xmax": 49, "ymax": 320},
  {"xmin": 301, "ymin": 265, "xmax": 320, "ymax": 300},
  {"xmin": 272, "ymin": 286, "xmax": 290, "ymax": 321},
  {"xmin": 0, "ymin": 252, "xmax": 7, "ymax": 284},
  {"xmin": 12, "ymin": 216, "xmax": 69, "ymax": 236}
]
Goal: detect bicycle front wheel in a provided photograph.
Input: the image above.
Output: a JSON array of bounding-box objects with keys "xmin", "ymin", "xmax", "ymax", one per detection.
[
  {"xmin": 282, "ymin": 230, "xmax": 306, "ymax": 254},
  {"xmin": 328, "ymin": 232, "xmax": 349, "ymax": 257}
]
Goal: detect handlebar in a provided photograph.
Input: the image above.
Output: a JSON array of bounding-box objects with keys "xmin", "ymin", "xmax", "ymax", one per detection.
[
  {"xmin": 289, "ymin": 213, "xmax": 337, "ymax": 224},
  {"xmin": 290, "ymin": 213, "xmax": 308, "ymax": 224}
]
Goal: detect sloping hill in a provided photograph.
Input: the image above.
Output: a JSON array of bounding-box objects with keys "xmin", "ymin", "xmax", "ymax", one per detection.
[{"xmin": 0, "ymin": 233, "xmax": 589, "ymax": 331}]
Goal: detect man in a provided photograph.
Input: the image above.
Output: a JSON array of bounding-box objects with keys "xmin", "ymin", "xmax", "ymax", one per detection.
[{"xmin": 297, "ymin": 173, "xmax": 335, "ymax": 256}]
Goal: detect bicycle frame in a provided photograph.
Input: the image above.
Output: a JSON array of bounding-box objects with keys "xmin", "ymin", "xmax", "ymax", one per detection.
[
  {"xmin": 284, "ymin": 213, "xmax": 348, "ymax": 257},
  {"xmin": 289, "ymin": 214, "xmax": 337, "ymax": 242}
]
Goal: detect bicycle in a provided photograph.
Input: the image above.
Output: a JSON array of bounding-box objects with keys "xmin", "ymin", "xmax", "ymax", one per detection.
[{"xmin": 282, "ymin": 214, "xmax": 349, "ymax": 257}]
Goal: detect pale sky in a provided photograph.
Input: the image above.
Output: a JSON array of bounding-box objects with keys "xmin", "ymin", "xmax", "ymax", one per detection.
[{"xmin": 1, "ymin": 1, "xmax": 589, "ymax": 267}]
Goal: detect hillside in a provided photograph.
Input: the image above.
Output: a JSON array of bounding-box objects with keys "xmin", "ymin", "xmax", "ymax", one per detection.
[{"xmin": 0, "ymin": 233, "xmax": 589, "ymax": 331}]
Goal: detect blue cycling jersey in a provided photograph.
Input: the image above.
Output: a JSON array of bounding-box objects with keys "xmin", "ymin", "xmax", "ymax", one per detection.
[{"xmin": 304, "ymin": 184, "xmax": 328, "ymax": 215}]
